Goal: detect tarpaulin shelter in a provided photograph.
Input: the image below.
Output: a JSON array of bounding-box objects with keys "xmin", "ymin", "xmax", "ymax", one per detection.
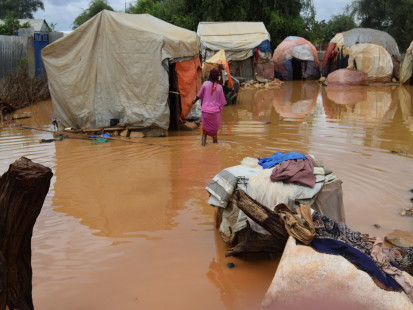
[
  {"xmin": 42, "ymin": 10, "xmax": 201, "ymax": 132},
  {"xmin": 400, "ymin": 41, "xmax": 413, "ymax": 84},
  {"xmin": 197, "ymin": 21, "xmax": 273, "ymax": 82},
  {"xmin": 323, "ymin": 28, "xmax": 400, "ymax": 81},
  {"xmin": 272, "ymin": 36, "xmax": 320, "ymax": 81},
  {"xmin": 202, "ymin": 49, "xmax": 234, "ymax": 89}
]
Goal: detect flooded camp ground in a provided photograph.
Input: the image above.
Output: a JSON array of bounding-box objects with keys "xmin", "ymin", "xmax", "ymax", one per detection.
[{"xmin": 1, "ymin": 80, "xmax": 413, "ymax": 309}]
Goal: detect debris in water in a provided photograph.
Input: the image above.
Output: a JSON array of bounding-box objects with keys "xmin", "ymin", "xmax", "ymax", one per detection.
[
  {"xmin": 399, "ymin": 208, "xmax": 413, "ymax": 217},
  {"xmin": 373, "ymin": 224, "xmax": 381, "ymax": 229},
  {"xmin": 91, "ymin": 137, "xmax": 109, "ymax": 145},
  {"xmin": 385, "ymin": 229, "xmax": 413, "ymax": 247},
  {"xmin": 390, "ymin": 150, "xmax": 410, "ymax": 155}
]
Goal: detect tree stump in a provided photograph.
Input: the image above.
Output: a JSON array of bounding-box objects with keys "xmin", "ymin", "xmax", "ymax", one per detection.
[{"xmin": 0, "ymin": 157, "xmax": 53, "ymax": 310}]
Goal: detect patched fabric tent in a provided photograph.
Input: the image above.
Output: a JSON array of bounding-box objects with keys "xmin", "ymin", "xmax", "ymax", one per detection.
[
  {"xmin": 346, "ymin": 43, "xmax": 394, "ymax": 82},
  {"xmin": 400, "ymin": 41, "xmax": 413, "ymax": 84},
  {"xmin": 322, "ymin": 28, "xmax": 400, "ymax": 81},
  {"xmin": 272, "ymin": 36, "xmax": 320, "ymax": 81},
  {"xmin": 42, "ymin": 10, "xmax": 201, "ymax": 131},
  {"xmin": 197, "ymin": 22, "xmax": 273, "ymax": 81}
]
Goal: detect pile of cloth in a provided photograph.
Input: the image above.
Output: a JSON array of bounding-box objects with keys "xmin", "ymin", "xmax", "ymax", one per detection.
[
  {"xmin": 206, "ymin": 151, "xmax": 413, "ymax": 305},
  {"xmin": 276, "ymin": 205, "xmax": 413, "ymax": 301},
  {"xmin": 206, "ymin": 151, "xmax": 343, "ymax": 243}
]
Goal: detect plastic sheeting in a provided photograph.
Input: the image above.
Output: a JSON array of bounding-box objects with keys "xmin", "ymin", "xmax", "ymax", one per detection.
[
  {"xmin": 273, "ymin": 36, "xmax": 319, "ymax": 66},
  {"xmin": 197, "ymin": 21, "xmax": 270, "ymax": 60},
  {"xmin": 175, "ymin": 57, "xmax": 202, "ymax": 120},
  {"xmin": 203, "ymin": 49, "xmax": 234, "ymax": 89},
  {"xmin": 42, "ymin": 11, "xmax": 200, "ymax": 129},
  {"xmin": 346, "ymin": 43, "xmax": 393, "ymax": 81},
  {"xmin": 342, "ymin": 28, "xmax": 400, "ymax": 59},
  {"xmin": 400, "ymin": 41, "xmax": 413, "ymax": 84}
]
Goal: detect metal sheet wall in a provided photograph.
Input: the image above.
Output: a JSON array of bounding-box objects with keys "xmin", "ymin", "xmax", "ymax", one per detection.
[{"xmin": 0, "ymin": 35, "xmax": 30, "ymax": 79}]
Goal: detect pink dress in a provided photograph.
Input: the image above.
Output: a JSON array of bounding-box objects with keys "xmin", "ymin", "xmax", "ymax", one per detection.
[{"xmin": 197, "ymin": 81, "xmax": 227, "ymax": 136}]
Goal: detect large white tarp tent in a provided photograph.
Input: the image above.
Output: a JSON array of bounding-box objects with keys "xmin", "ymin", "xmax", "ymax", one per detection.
[
  {"xmin": 197, "ymin": 21, "xmax": 270, "ymax": 61},
  {"xmin": 42, "ymin": 10, "xmax": 200, "ymax": 129},
  {"xmin": 400, "ymin": 41, "xmax": 413, "ymax": 84}
]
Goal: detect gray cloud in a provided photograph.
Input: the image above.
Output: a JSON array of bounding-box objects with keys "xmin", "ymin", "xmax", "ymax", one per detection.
[{"xmin": 313, "ymin": 0, "xmax": 353, "ymax": 21}]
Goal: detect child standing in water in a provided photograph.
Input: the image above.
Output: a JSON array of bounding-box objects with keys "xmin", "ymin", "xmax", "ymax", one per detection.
[{"xmin": 192, "ymin": 69, "xmax": 227, "ymax": 146}]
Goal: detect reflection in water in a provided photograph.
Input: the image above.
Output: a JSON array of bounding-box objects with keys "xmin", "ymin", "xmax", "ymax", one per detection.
[
  {"xmin": 207, "ymin": 230, "xmax": 278, "ymax": 310},
  {"xmin": 272, "ymin": 81, "xmax": 319, "ymax": 121},
  {"xmin": 0, "ymin": 82, "xmax": 412, "ymax": 310},
  {"xmin": 53, "ymin": 139, "xmax": 176, "ymax": 237},
  {"xmin": 325, "ymin": 86, "xmax": 368, "ymax": 105}
]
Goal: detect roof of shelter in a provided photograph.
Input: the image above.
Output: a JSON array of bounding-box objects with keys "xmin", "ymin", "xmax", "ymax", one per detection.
[
  {"xmin": 272, "ymin": 36, "xmax": 319, "ymax": 65},
  {"xmin": 341, "ymin": 28, "xmax": 400, "ymax": 59},
  {"xmin": 197, "ymin": 21, "xmax": 270, "ymax": 51}
]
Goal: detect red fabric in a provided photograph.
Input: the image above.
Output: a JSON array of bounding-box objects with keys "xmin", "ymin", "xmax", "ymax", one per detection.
[
  {"xmin": 322, "ymin": 43, "xmax": 337, "ymax": 69},
  {"xmin": 175, "ymin": 57, "xmax": 202, "ymax": 120},
  {"xmin": 270, "ymin": 157, "xmax": 315, "ymax": 187}
]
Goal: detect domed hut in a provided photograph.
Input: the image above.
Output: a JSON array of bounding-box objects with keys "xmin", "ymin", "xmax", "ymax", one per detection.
[
  {"xmin": 322, "ymin": 28, "xmax": 400, "ymax": 82},
  {"xmin": 272, "ymin": 36, "xmax": 320, "ymax": 81}
]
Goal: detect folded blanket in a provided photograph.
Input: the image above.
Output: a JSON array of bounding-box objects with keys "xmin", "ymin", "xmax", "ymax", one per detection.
[{"xmin": 206, "ymin": 165, "xmax": 262, "ymax": 208}]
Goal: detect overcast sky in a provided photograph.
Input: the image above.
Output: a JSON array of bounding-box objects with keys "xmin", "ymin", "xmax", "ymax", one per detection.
[{"xmin": 33, "ymin": 0, "xmax": 353, "ymax": 32}]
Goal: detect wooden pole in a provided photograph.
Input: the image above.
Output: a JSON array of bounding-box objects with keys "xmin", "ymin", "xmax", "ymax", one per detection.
[
  {"xmin": 231, "ymin": 190, "xmax": 289, "ymax": 253},
  {"xmin": 22, "ymin": 126, "xmax": 170, "ymax": 148},
  {"xmin": 0, "ymin": 157, "xmax": 53, "ymax": 310}
]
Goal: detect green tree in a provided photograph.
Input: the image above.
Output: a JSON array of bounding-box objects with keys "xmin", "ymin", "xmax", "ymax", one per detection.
[
  {"xmin": 0, "ymin": 15, "xmax": 31, "ymax": 35},
  {"xmin": 127, "ymin": 0, "xmax": 317, "ymax": 48},
  {"xmin": 324, "ymin": 14, "xmax": 358, "ymax": 42},
  {"xmin": 0, "ymin": 0, "xmax": 44, "ymax": 19},
  {"xmin": 72, "ymin": 0, "xmax": 114, "ymax": 29},
  {"xmin": 349, "ymin": 0, "xmax": 413, "ymax": 50}
]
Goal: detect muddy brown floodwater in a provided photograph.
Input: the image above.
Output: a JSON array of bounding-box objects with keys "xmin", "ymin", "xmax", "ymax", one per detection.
[{"xmin": 0, "ymin": 81, "xmax": 412, "ymax": 310}]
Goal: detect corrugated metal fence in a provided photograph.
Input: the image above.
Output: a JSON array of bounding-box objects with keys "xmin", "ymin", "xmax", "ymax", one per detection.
[
  {"xmin": 0, "ymin": 32, "xmax": 63, "ymax": 79},
  {"xmin": 0, "ymin": 35, "xmax": 31, "ymax": 79}
]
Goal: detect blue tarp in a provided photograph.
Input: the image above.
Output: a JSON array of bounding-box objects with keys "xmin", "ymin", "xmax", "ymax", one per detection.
[{"xmin": 257, "ymin": 40, "xmax": 272, "ymax": 53}]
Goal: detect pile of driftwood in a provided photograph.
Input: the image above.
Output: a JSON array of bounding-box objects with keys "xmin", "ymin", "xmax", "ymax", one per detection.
[{"xmin": 0, "ymin": 66, "xmax": 50, "ymax": 116}]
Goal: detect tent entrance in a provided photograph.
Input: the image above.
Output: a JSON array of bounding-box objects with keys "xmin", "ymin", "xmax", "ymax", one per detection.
[
  {"xmin": 168, "ymin": 63, "xmax": 181, "ymax": 130},
  {"xmin": 292, "ymin": 58, "xmax": 302, "ymax": 80}
]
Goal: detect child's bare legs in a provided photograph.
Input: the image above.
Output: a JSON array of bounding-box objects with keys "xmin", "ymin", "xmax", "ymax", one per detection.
[
  {"xmin": 202, "ymin": 134, "xmax": 207, "ymax": 146},
  {"xmin": 213, "ymin": 136, "xmax": 218, "ymax": 143}
]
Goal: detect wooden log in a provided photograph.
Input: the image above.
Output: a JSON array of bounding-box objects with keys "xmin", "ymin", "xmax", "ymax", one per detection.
[
  {"xmin": 226, "ymin": 227, "xmax": 283, "ymax": 258},
  {"xmin": 231, "ymin": 190, "xmax": 289, "ymax": 253},
  {"xmin": 0, "ymin": 157, "xmax": 53, "ymax": 310}
]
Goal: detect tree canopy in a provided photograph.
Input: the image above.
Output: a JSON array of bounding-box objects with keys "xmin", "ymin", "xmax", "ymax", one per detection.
[
  {"xmin": 0, "ymin": 15, "xmax": 31, "ymax": 35},
  {"xmin": 0, "ymin": 0, "xmax": 44, "ymax": 19},
  {"xmin": 349, "ymin": 0, "xmax": 413, "ymax": 50},
  {"xmin": 128, "ymin": 0, "xmax": 317, "ymax": 47},
  {"xmin": 323, "ymin": 14, "xmax": 358, "ymax": 42},
  {"xmin": 72, "ymin": 0, "xmax": 114, "ymax": 29}
]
